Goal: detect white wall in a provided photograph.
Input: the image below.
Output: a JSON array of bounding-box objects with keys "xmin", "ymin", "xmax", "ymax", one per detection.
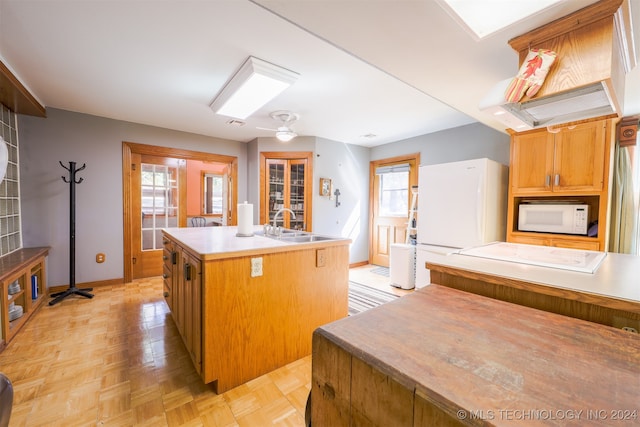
[
  {"xmin": 18, "ymin": 108, "xmax": 247, "ymax": 287},
  {"xmin": 312, "ymin": 138, "xmax": 370, "ymax": 264}
]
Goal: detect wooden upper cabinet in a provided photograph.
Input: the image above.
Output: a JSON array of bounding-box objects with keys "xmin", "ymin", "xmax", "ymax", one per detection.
[
  {"xmin": 511, "ymin": 121, "xmax": 607, "ymax": 195},
  {"xmin": 510, "ymin": 130, "xmax": 555, "ymax": 193},
  {"xmin": 553, "ymin": 121, "xmax": 606, "ymax": 192}
]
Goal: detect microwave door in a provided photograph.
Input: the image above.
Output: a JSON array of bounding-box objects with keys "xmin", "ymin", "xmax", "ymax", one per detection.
[{"xmin": 519, "ymin": 204, "xmax": 589, "ymax": 235}]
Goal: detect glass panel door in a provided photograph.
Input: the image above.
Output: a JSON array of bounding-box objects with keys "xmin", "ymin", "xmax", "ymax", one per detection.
[
  {"xmin": 141, "ymin": 163, "xmax": 179, "ymax": 251},
  {"xmin": 268, "ymin": 160, "xmax": 286, "ymax": 226},
  {"xmin": 289, "ymin": 161, "xmax": 306, "ymax": 230}
]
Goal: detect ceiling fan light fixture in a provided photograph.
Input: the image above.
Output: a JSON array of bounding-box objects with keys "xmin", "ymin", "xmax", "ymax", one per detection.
[
  {"xmin": 276, "ymin": 130, "xmax": 297, "ymax": 142},
  {"xmin": 210, "ymin": 57, "xmax": 299, "ymax": 120}
]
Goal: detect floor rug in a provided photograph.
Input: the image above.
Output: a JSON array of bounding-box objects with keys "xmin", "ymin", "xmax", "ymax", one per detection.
[
  {"xmin": 370, "ymin": 266, "xmax": 390, "ymax": 277},
  {"xmin": 348, "ymin": 281, "xmax": 399, "ymax": 315}
]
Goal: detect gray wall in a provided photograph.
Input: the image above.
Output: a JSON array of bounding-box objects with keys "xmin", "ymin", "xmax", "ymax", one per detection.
[
  {"xmin": 246, "ymin": 136, "xmax": 371, "ymax": 264},
  {"xmin": 18, "ymin": 108, "xmax": 508, "ymax": 287},
  {"xmin": 371, "ymin": 122, "xmax": 510, "ymax": 166},
  {"xmin": 19, "ymin": 108, "xmax": 246, "ymax": 287}
]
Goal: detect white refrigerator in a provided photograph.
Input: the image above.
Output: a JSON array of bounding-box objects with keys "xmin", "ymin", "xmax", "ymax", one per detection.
[{"xmin": 415, "ymin": 158, "xmax": 508, "ymax": 287}]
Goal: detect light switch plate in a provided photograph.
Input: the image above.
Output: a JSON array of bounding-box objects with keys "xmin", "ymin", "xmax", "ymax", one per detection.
[{"xmin": 251, "ymin": 257, "xmax": 263, "ymax": 277}]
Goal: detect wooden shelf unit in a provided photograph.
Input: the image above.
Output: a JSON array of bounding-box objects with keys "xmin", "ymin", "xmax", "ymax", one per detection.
[
  {"xmin": 506, "ymin": 120, "xmax": 615, "ymax": 250},
  {"xmin": 259, "ymin": 152, "xmax": 313, "ymax": 231},
  {"xmin": 0, "ymin": 247, "xmax": 49, "ymax": 347}
]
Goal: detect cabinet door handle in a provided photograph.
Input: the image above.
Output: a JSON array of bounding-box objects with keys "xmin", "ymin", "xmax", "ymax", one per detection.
[
  {"xmin": 163, "ymin": 291, "xmax": 169, "ymax": 298},
  {"xmin": 545, "ymin": 175, "xmax": 551, "ymax": 187},
  {"xmin": 554, "ymin": 174, "xmax": 560, "ymax": 186},
  {"xmin": 184, "ymin": 263, "xmax": 191, "ymax": 281},
  {"xmin": 163, "ymin": 255, "xmax": 168, "ymax": 260},
  {"xmin": 163, "ymin": 273, "xmax": 168, "ymax": 279},
  {"xmin": 172, "ymin": 252, "xmax": 177, "ymax": 265}
]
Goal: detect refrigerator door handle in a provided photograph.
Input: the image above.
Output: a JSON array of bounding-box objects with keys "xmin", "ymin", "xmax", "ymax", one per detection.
[{"xmin": 476, "ymin": 178, "xmax": 483, "ymax": 242}]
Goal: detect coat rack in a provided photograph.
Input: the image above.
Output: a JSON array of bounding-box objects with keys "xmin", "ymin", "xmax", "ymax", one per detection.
[{"xmin": 49, "ymin": 161, "xmax": 94, "ymax": 305}]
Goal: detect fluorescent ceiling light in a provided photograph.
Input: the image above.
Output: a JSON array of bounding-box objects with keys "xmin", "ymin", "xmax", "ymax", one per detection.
[
  {"xmin": 437, "ymin": 0, "xmax": 563, "ymax": 39},
  {"xmin": 210, "ymin": 56, "xmax": 299, "ymax": 120}
]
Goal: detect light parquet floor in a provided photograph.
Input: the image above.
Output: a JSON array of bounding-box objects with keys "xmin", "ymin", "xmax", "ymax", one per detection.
[
  {"xmin": 348, "ymin": 264, "xmax": 413, "ymax": 297},
  {"xmin": 1, "ymin": 267, "xmax": 399, "ymax": 426},
  {"xmin": 0, "ymin": 277, "xmax": 311, "ymax": 427}
]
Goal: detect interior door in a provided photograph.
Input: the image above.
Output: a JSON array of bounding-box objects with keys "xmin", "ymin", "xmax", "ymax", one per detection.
[
  {"xmin": 131, "ymin": 154, "xmax": 186, "ymax": 279},
  {"xmin": 123, "ymin": 142, "xmax": 239, "ymax": 283},
  {"xmin": 370, "ymin": 155, "xmax": 419, "ymax": 267}
]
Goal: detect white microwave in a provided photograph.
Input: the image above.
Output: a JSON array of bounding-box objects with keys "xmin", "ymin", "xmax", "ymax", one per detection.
[{"xmin": 518, "ymin": 204, "xmax": 589, "ymax": 235}]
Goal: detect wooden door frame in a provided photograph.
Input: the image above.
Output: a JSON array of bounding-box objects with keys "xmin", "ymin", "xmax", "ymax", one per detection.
[
  {"xmin": 123, "ymin": 141, "xmax": 238, "ymax": 283},
  {"xmin": 368, "ymin": 153, "xmax": 420, "ymax": 265},
  {"xmin": 259, "ymin": 151, "xmax": 313, "ymax": 229}
]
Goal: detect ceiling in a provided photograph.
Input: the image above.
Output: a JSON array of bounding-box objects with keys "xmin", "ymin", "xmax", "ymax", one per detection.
[{"xmin": 1, "ymin": 0, "xmax": 638, "ymax": 147}]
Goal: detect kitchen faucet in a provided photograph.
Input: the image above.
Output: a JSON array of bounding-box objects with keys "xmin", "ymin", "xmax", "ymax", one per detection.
[
  {"xmin": 265, "ymin": 208, "xmax": 296, "ymax": 236},
  {"xmin": 273, "ymin": 207, "xmax": 295, "ymax": 227}
]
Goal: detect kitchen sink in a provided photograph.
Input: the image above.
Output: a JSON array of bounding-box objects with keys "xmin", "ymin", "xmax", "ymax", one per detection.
[
  {"xmin": 277, "ymin": 234, "xmax": 336, "ymax": 243},
  {"xmin": 255, "ymin": 229, "xmax": 337, "ymax": 243}
]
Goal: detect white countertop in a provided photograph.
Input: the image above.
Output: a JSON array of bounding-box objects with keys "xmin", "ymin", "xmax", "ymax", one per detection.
[
  {"xmin": 162, "ymin": 226, "xmax": 350, "ymax": 260},
  {"xmin": 417, "ymin": 243, "xmax": 640, "ymax": 304}
]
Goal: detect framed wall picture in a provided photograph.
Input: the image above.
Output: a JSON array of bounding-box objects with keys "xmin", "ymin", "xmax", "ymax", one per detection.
[{"xmin": 320, "ymin": 178, "xmax": 332, "ymax": 196}]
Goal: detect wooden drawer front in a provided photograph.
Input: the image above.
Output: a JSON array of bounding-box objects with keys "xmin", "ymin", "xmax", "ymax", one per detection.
[
  {"xmin": 508, "ymin": 234, "xmax": 600, "ymax": 251},
  {"xmin": 163, "ymin": 264, "xmax": 172, "ymax": 287},
  {"xmin": 163, "ymin": 281, "xmax": 173, "ymax": 310},
  {"xmin": 550, "ymin": 239, "xmax": 599, "ymax": 251},
  {"xmin": 163, "ymin": 248, "xmax": 174, "ymax": 270}
]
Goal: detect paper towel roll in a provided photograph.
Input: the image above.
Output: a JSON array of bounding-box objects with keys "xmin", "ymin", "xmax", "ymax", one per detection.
[{"xmin": 237, "ymin": 201, "xmax": 254, "ymax": 236}]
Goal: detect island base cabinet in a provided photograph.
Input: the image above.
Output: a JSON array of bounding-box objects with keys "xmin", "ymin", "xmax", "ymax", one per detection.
[
  {"xmin": 165, "ymin": 239, "xmax": 202, "ymax": 376},
  {"xmin": 311, "ymin": 330, "xmax": 463, "ymax": 427},
  {"xmin": 414, "ymin": 391, "xmax": 465, "ymax": 426},
  {"xmin": 310, "ymin": 333, "xmax": 352, "ymax": 426},
  {"xmin": 178, "ymin": 250, "xmax": 202, "ymax": 375},
  {"xmin": 201, "ymin": 244, "xmax": 349, "ymax": 393}
]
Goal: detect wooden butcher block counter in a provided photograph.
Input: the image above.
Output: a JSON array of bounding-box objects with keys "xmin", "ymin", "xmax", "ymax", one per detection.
[{"xmin": 311, "ymin": 284, "xmax": 640, "ymax": 426}]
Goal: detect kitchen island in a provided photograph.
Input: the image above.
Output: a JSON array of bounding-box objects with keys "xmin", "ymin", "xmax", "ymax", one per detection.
[
  {"xmin": 421, "ymin": 243, "xmax": 640, "ymax": 331},
  {"xmin": 312, "ymin": 284, "xmax": 640, "ymax": 426},
  {"xmin": 162, "ymin": 226, "xmax": 350, "ymax": 393}
]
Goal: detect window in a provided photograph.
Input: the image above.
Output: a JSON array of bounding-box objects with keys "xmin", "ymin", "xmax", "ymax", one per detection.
[
  {"xmin": 203, "ymin": 173, "xmax": 224, "ymax": 215},
  {"xmin": 377, "ymin": 163, "xmax": 410, "ymax": 217},
  {"xmin": 0, "ymin": 104, "xmax": 21, "ymax": 256}
]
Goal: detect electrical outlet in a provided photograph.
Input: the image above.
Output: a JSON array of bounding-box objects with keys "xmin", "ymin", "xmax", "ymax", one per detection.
[
  {"xmin": 96, "ymin": 253, "xmax": 106, "ymax": 263},
  {"xmin": 251, "ymin": 257, "xmax": 263, "ymax": 277},
  {"xmin": 316, "ymin": 249, "xmax": 326, "ymax": 267},
  {"xmin": 613, "ymin": 316, "xmax": 640, "ymax": 334}
]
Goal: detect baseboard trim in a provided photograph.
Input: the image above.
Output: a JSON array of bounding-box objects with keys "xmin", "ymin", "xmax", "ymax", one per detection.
[
  {"xmin": 349, "ymin": 261, "xmax": 369, "ymax": 268},
  {"xmin": 47, "ymin": 277, "xmax": 125, "ymax": 295}
]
